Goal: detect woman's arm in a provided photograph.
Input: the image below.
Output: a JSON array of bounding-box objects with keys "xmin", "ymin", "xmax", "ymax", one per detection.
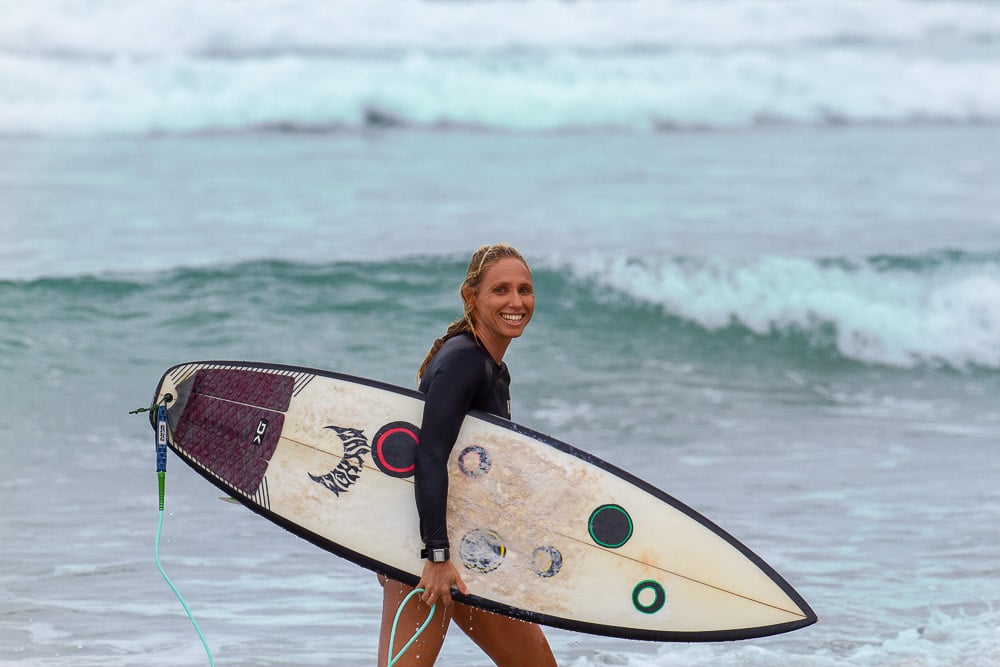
[{"xmin": 414, "ymin": 345, "xmax": 483, "ymax": 555}]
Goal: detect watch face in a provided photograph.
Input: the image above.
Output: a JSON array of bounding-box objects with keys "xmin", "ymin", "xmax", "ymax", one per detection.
[{"xmin": 432, "ymin": 548, "xmax": 448, "ymax": 562}]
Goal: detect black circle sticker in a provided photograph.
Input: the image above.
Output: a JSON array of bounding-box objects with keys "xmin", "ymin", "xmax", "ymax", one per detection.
[
  {"xmin": 530, "ymin": 546, "xmax": 563, "ymax": 578},
  {"xmin": 457, "ymin": 445, "xmax": 491, "ymax": 477},
  {"xmin": 588, "ymin": 504, "xmax": 633, "ymax": 548},
  {"xmin": 632, "ymin": 580, "xmax": 666, "ymax": 614},
  {"xmin": 372, "ymin": 421, "xmax": 420, "ymax": 478}
]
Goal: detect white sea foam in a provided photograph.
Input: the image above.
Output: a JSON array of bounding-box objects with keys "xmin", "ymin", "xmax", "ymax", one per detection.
[
  {"xmin": 557, "ymin": 606, "xmax": 1000, "ymax": 667},
  {"xmin": 564, "ymin": 253, "xmax": 1000, "ymax": 369},
  {"xmin": 2, "ymin": 0, "xmax": 999, "ymax": 134}
]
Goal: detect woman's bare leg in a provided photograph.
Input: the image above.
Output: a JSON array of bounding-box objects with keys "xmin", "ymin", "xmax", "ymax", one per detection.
[{"xmin": 452, "ymin": 603, "xmax": 557, "ymax": 667}]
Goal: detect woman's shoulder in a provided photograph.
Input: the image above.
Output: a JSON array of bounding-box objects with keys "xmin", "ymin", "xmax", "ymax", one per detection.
[
  {"xmin": 434, "ymin": 333, "xmax": 489, "ymax": 369},
  {"xmin": 421, "ymin": 334, "xmax": 488, "ymax": 386}
]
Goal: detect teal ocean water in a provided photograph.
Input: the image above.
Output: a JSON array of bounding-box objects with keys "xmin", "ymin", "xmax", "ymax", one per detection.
[{"xmin": 3, "ymin": 2, "xmax": 1000, "ymax": 665}]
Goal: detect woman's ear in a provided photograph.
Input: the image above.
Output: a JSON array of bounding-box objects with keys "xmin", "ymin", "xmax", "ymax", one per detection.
[{"xmin": 461, "ymin": 285, "xmax": 476, "ymax": 312}]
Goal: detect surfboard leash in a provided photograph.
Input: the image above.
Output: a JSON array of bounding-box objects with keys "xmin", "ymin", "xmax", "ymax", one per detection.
[
  {"xmin": 138, "ymin": 398, "xmax": 429, "ymax": 665},
  {"xmin": 389, "ymin": 587, "xmax": 437, "ymax": 667},
  {"xmin": 149, "ymin": 400, "xmax": 217, "ymax": 666}
]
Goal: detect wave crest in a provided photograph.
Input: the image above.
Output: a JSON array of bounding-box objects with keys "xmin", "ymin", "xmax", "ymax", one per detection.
[
  {"xmin": 559, "ymin": 251, "xmax": 1000, "ymax": 370},
  {"xmin": 4, "ymin": 252, "xmax": 998, "ymax": 371}
]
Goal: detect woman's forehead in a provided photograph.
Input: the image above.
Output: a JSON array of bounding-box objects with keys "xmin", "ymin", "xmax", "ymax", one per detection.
[{"xmin": 481, "ymin": 258, "xmax": 532, "ymax": 283}]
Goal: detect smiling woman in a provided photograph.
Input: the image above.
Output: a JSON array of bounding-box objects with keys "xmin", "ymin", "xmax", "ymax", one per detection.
[
  {"xmin": 379, "ymin": 243, "xmax": 555, "ymax": 667},
  {"xmin": 416, "ymin": 244, "xmax": 535, "ymax": 378}
]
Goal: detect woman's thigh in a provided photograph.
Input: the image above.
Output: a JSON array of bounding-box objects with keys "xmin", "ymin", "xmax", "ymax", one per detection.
[{"xmin": 452, "ymin": 603, "xmax": 557, "ymax": 667}]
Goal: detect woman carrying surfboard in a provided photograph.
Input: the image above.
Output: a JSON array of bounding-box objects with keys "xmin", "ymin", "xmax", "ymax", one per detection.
[{"xmin": 378, "ymin": 244, "xmax": 557, "ymax": 666}]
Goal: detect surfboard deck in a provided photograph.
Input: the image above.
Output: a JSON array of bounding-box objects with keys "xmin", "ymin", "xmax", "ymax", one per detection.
[{"xmin": 150, "ymin": 360, "xmax": 816, "ymax": 642}]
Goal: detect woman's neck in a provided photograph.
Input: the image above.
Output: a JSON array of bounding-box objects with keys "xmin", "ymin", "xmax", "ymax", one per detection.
[{"xmin": 474, "ymin": 331, "xmax": 509, "ymax": 366}]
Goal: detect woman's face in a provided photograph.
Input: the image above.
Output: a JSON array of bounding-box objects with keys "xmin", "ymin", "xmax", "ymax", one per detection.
[{"xmin": 467, "ymin": 257, "xmax": 535, "ymax": 346}]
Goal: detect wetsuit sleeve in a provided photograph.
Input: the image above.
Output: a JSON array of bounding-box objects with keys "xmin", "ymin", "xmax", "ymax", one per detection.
[{"xmin": 415, "ymin": 346, "xmax": 483, "ymax": 551}]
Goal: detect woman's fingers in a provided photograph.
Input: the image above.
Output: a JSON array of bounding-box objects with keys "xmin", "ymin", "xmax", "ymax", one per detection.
[{"xmin": 418, "ymin": 561, "xmax": 469, "ymax": 606}]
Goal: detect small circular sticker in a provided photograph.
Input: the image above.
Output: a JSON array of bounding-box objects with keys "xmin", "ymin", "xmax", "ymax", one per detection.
[
  {"xmin": 372, "ymin": 422, "xmax": 419, "ymax": 478},
  {"xmin": 632, "ymin": 580, "xmax": 666, "ymax": 614},
  {"xmin": 457, "ymin": 445, "xmax": 491, "ymax": 477},
  {"xmin": 530, "ymin": 546, "xmax": 563, "ymax": 578},
  {"xmin": 588, "ymin": 504, "xmax": 633, "ymax": 549},
  {"xmin": 459, "ymin": 529, "xmax": 506, "ymax": 573}
]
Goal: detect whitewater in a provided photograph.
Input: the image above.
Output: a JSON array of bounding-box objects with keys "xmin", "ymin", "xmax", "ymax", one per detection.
[{"xmin": 3, "ymin": 0, "xmax": 1000, "ymax": 134}]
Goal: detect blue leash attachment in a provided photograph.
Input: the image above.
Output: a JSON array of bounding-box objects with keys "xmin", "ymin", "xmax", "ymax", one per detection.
[{"xmin": 156, "ymin": 405, "xmax": 168, "ymax": 509}]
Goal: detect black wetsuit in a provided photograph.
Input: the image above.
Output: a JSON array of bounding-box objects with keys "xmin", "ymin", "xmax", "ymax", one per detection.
[{"xmin": 415, "ymin": 333, "xmax": 511, "ymax": 553}]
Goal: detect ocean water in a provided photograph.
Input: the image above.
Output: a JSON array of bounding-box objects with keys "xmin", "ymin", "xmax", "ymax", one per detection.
[{"xmin": 2, "ymin": 1, "xmax": 1000, "ymax": 666}]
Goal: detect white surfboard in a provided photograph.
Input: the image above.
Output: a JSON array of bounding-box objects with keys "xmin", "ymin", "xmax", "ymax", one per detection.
[{"xmin": 150, "ymin": 361, "xmax": 816, "ymax": 641}]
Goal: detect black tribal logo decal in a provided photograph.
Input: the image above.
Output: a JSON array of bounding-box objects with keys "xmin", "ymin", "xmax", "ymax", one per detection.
[{"xmin": 309, "ymin": 426, "xmax": 371, "ymax": 496}]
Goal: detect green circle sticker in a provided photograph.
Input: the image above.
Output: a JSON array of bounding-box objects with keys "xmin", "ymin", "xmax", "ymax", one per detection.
[
  {"xmin": 588, "ymin": 504, "xmax": 633, "ymax": 548},
  {"xmin": 632, "ymin": 580, "xmax": 666, "ymax": 614}
]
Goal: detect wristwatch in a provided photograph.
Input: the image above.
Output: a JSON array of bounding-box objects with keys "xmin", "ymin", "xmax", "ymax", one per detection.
[{"xmin": 421, "ymin": 546, "xmax": 450, "ymax": 563}]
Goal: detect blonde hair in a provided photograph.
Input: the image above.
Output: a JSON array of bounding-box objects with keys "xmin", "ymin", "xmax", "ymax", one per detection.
[{"xmin": 417, "ymin": 243, "xmax": 531, "ymax": 380}]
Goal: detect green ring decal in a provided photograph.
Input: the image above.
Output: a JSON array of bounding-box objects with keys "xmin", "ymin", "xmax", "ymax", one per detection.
[
  {"xmin": 632, "ymin": 580, "xmax": 666, "ymax": 614},
  {"xmin": 588, "ymin": 504, "xmax": 633, "ymax": 548}
]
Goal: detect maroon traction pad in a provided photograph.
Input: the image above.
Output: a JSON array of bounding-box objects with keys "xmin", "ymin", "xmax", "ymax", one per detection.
[{"xmin": 172, "ymin": 369, "xmax": 295, "ymax": 497}]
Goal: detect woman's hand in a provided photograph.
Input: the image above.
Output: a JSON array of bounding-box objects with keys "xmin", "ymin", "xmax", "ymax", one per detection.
[{"xmin": 418, "ymin": 560, "xmax": 469, "ymax": 607}]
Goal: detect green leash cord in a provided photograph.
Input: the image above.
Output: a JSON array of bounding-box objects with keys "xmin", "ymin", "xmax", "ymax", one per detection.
[
  {"xmin": 154, "ymin": 404, "xmax": 216, "ymax": 666},
  {"xmin": 389, "ymin": 587, "xmax": 437, "ymax": 667},
  {"xmin": 156, "ymin": 508, "xmax": 216, "ymax": 665}
]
